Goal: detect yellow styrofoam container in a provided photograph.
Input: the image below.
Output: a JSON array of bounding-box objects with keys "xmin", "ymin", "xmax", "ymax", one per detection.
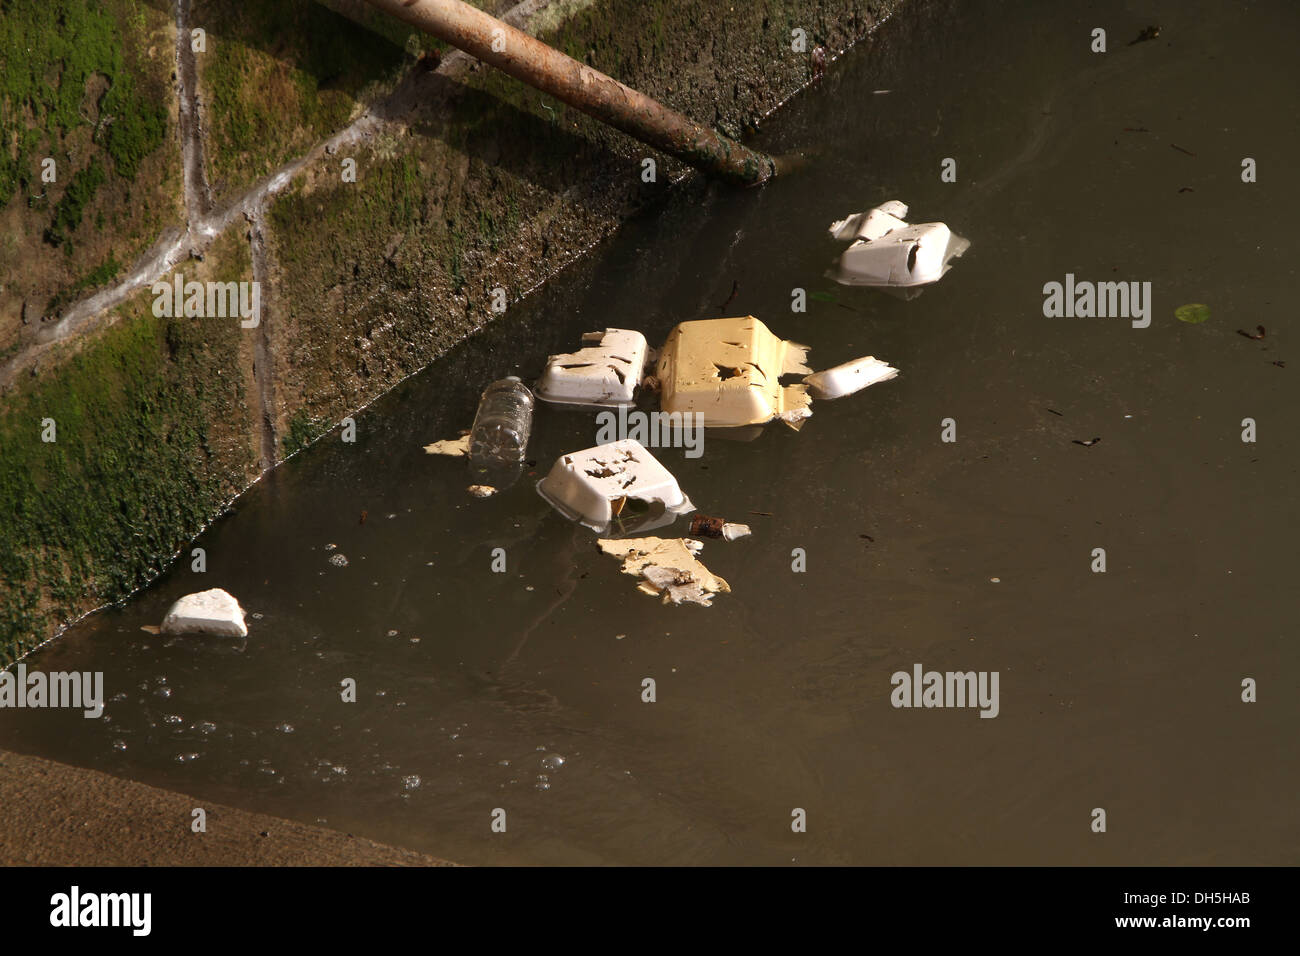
[{"xmin": 655, "ymin": 316, "xmax": 813, "ymax": 429}]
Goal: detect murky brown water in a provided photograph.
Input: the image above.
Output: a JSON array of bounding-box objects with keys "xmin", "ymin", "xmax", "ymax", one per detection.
[{"xmin": 3, "ymin": 0, "xmax": 1297, "ymax": 865}]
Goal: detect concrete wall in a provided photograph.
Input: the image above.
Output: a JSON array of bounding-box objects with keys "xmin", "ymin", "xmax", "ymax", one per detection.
[{"xmin": 0, "ymin": 0, "xmax": 905, "ymax": 663}]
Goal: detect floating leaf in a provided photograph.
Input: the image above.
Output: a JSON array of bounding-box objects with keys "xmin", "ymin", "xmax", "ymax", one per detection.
[{"xmin": 1175, "ymin": 303, "xmax": 1210, "ymax": 324}]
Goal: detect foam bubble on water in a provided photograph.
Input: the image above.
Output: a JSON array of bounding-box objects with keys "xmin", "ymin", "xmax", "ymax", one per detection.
[
  {"xmin": 176, "ymin": 752, "xmax": 200, "ymax": 763},
  {"xmin": 154, "ymin": 687, "xmax": 172, "ymax": 699},
  {"xmin": 194, "ymin": 721, "xmax": 218, "ymax": 735},
  {"xmin": 163, "ymin": 714, "xmax": 183, "ymax": 725},
  {"xmin": 402, "ymin": 774, "xmax": 421, "ymax": 791},
  {"xmin": 277, "ymin": 723, "xmax": 295, "ymax": 734},
  {"xmin": 112, "ymin": 739, "xmax": 127, "ymax": 751},
  {"xmin": 540, "ymin": 753, "xmax": 565, "ymax": 771},
  {"xmin": 325, "ymin": 543, "xmax": 338, "ymax": 551},
  {"xmin": 329, "ymin": 553, "xmax": 349, "ymax": 567}
]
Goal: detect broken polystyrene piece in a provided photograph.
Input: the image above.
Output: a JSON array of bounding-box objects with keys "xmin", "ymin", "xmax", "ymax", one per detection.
[
  {"xmin": 536, "ymin": 328, "xmax": 649, "ymax": 406},
  {"xmin": 829, "ymin": 200, "xmax": 910, "ymax": 241},
  {"xmin": 829, "ymin": 201, "xmax": 968, "ymax": 288},
  {"xmin": 596, "ymin": 537, "xmax": 730, "ymax": 606},
  {"xmin": 424, "ymin": 435, "xmax": 471, "ymax": 456},
  {"xmin": 160, "ymin": 588, "xmax": 248, "ymax": 638},
  {"xmin": 803, "ymin": 355, "xmax": 899, "ymax": 400},
  {"xmin": 467, "ymin": 484, "xmax": 497, "ymax": 498},
  {"xmin": 537, "ymin": 439, "xmax": 693, "ymax": 534},
  {"xmin": 720, "ymin": 523, "xmax": 751, "ymax": 541},
  {"xmin": 655, "ymin": 316, "xmax": 812, "ymax": 430}
]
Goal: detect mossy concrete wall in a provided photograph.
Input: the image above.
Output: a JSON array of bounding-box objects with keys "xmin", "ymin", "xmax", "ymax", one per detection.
[{"xmin": 0, "ymin": 0, "xmax": 905, "ymax": 663}]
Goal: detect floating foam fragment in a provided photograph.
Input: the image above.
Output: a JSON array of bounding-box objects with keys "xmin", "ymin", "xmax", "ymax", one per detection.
[
  {"xmin": 829, "ymin": 200, "xmax": 968, "ymax": 288},
  {"xmin": 655, "ymin": 316, "xmax": 812, "ymax": 429},
  {"xmin": 536, "ymin": 328, "xmax": 649, "ymax": 406},
  {"xmin": 803, "ymin": 355, "xmax": 899, "ymax": 400},
  {"xmin": 537, "ymin": 439, "xmax": 693, "ymax": 534},
  {"xmin": 596, "ymin": 537, "xmax": 730, "ymax": 606},
  {"xmin": 424, "ymin": 435, "xmax": 470, "ymax": 456},
  {"xmin": 160, "ymin": 588, "xmax": 248, "ymax": 638}
]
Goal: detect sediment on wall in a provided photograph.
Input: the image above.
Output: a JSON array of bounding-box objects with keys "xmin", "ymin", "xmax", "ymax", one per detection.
[{"xmin": 0, "ymin": 0, "xmax": 906, "ymax": 663}]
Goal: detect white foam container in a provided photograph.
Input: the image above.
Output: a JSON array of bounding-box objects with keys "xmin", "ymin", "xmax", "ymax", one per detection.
[
  {"xmin": 535, "ymin": 328, "xmax": 649, "ymax": 406},
  {"xmin": 829, "ymin": 201, "xmax": 967, "ymax": 288},
  {"xmin": 536, "ymin": 439, "xmax": 693, "ymax": 533}
]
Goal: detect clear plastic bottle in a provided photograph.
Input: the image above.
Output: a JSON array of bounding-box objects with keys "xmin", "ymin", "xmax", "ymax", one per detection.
[{"xmin": 469, "ymin": 376, "xmax": 534, "ymax": 467}]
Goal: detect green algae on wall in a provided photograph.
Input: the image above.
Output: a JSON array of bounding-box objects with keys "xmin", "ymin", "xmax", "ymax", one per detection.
[
  {"xmin": 196, "ymin": 0, "xmax": 413, "ymax": 199},
  {"xmin": 0, "ymin": 272, "xmax": 259, "ymax": 665},
  {"xmin": 0, "ymin": 1, "xmax": 163, "ymax": 203},
  {"xmin": 0, "ymin": 0, "xmax": 178, "ymax": 353}
]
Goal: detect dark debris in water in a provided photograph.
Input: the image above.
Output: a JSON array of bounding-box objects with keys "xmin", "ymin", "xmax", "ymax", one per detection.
[{"xmin": 717, "ymin": 279, "xmax": 739, "ymax": 312}]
